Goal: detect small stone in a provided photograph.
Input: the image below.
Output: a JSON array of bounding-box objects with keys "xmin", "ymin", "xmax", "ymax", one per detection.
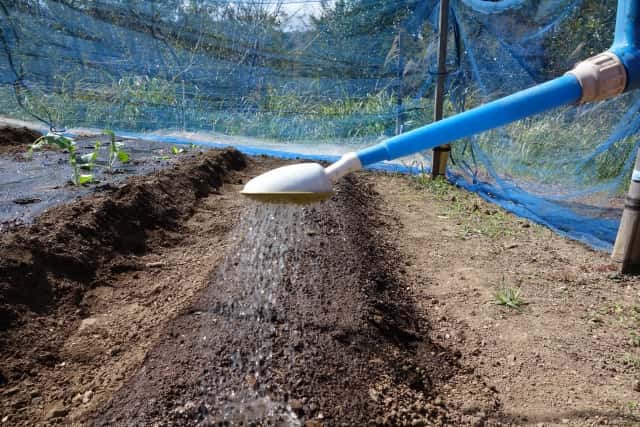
[
  {"xmin": 45, "ymin": 401, "xmax": 69, "ymax": 419},
  {"xmin": 561, "ymin": 419, "xmax": 570, "ymax": 424},
  {"xmin": 634, "ymin": 381, "xmax": 640, "ymax": 392},
  {"xmin": 290, "ymin": 399, "xmax": 304, "ymax": 412},
  {"xmin": 368, "ymin": 388, "xmax": 380, "ymax": 402},
  {"xmin": 1, "ymin": 416, "xmax": 8, "ymax": 423},
  {"xmin": 145, "ymin": 261, "xmax": 164, "ymax": 268},
  {"xmin": 82, "ymin": 390, "xmax": 93, "ymax": 404},
  {"xmin": 72, "ymin": 393, "xmax": 83, "ymax": 404},
  {"xmin": 78, "ymin": 317, "xmax": 98, "ymax": 332}
]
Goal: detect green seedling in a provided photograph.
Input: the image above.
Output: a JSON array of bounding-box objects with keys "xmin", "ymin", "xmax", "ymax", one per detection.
[
  {"xmin": 29, "ymin": 134, "xmax": 95, "ymax": 185},
  {"xmin": 80, "ymin": 141, "xmax": 101, "ymax": 172},
  {"xmin": 623, "ymin": 353, "xmax": 640, "ymax": 369},
  {"xmin": 170, "ymin": 143, "xmax": 197, "ymax": 155},
  {"xmin": 494, "ymin": 281, "xmax": 527, "ymax": 311},
  {"xmin": 413, "ymin": 163, "xmax": 430, "ymax": 187},
  {"xmin": 104, "ymin": 129, "xmax": 130, "ymax": 173}
]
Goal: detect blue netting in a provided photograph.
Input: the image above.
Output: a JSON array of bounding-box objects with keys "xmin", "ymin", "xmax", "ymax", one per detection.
[{"xmin": 0, "ymin": 0, "xmax": 636, "ymax": 250}]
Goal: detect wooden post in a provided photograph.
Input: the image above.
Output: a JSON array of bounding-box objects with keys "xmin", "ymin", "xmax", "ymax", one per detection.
[
  {"xmin": 612, "ymin": 149, "xmax": 640, "ymax": 273},
  {"xmin": 432, "ymin": 0, "xmax": 451, "ymax": 178}
]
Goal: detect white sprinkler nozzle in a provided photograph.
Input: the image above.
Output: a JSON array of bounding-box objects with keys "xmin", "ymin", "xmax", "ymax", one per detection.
[{"xmin": 241, "ymin": 152, "xmax": 362, "ymax": 204}]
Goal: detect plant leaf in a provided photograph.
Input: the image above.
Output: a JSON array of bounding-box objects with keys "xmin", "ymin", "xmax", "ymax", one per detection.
[
  {"xmin": 43, "ymin": 134, "xmax": 75, "ymax": 150},
  {"xmin": 80, "ymin": 153, "xmax": 94, "ymax": 163},
  {"xmin": 78, "ymin": 174, "xmax": 94, "ymax": 184},
  {"xmin": 117, "ymin": 150, "xmax": 130, "ymax": 163}
]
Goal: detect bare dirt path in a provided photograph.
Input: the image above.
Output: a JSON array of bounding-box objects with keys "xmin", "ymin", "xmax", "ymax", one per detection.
[{"xmin": 371, "ymin": 174, "xmax": 640, "ymax": 426}]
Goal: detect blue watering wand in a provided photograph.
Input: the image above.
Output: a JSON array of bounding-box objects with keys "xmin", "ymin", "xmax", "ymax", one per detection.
[{"xmin": 242, "ymin": 0, "xmax": 639, "ymax": 205}]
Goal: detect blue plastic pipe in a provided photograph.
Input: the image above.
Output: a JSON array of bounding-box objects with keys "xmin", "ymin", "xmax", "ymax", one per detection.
[
  {"xmin": 611, "ymin": 0, "xmax": 640, "ymax": 91},
  {"xmin": 356, "ymin": 74, "xmax": 582, "ymax": 165},
  {"xmin": 355, "ymin": 0, "xmax": 640, "ymax": 167}
]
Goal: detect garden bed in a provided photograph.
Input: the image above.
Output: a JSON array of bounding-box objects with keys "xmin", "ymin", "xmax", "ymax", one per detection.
[{"xmin": 1, "ymin": 140, "xmax": 640, "ymax": 426}]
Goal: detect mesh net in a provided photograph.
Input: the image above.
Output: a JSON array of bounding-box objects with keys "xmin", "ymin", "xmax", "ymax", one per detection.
[{"xmin": 0, "ymin": 0, "xmax": 636, "ymax": 249}]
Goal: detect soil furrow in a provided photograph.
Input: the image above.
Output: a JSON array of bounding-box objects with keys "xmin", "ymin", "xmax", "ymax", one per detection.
[{"xmin": 90, "ymin": 174, "xmax": 487, "ymax": 426}]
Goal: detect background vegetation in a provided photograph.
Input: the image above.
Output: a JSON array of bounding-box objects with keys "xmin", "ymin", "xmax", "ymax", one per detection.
[{"xmin": 0, "ymin": 0, "xmax": 631, "ymax": 190}]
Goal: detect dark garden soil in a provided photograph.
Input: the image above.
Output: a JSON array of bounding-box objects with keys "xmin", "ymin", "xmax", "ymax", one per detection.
[
  {"xmin": 1, "ymin": 146, "xmax": 640, "ymax": 426},
  {"xmin": 0, "ymin": 126, "xmax": 42, "ymax": 156}
]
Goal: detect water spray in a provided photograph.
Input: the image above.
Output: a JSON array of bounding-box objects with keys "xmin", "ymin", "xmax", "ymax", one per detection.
[{"xmin": 242, "ymin": 0, "xmax": 639, "ymax": 205}]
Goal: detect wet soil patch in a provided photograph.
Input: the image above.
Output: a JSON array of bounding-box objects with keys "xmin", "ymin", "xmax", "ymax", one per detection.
[{"xmin": 91, "ymin": 176, "xmax": 471, "ymax": 426}]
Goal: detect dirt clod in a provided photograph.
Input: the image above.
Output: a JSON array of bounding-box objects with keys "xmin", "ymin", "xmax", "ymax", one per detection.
[{"xmin": 45, "ymin": 401, "xmax": 69, "ymax": 419}]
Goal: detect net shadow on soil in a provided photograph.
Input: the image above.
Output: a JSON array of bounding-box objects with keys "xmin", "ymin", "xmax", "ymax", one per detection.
[{"xmin": 92, "ymin": 175, "xmax": 465, "ymax": 426}]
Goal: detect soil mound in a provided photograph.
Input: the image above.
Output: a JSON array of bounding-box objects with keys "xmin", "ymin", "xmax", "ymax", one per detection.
[
  {"xmin": 0, "ymin": 148, "xmax": 246, "ymax": 337},
  {"xmin": 0, "ymin": 125, "xmax": 41, "ymax": 146},
  {"xmin": 92, "ymin": 176, "xmax": 467, "ymax": 426},
  {"xmin": 0, "ymin": 125, "xmax": 42, "ymax": 155}
]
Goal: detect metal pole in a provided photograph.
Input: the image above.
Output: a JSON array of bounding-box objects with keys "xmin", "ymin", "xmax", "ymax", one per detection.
[
  {"xmin": 431, "ymin": 0, "xmax": 450, "ymax": 178},
  {"xmin": 612, "ymin": 149, "xmax": 640, "ymax": 273}
]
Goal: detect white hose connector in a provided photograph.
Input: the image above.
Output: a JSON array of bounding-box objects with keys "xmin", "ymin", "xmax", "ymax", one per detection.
[
  {"xmin": 325, "ymin": 152, "xmax": 362, "ymax": 183},
  {"xmin": 566, "ymin": 52, "xmax": 627, "ymax": 104}
]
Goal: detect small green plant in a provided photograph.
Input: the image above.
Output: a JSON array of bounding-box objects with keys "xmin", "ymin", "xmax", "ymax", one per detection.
[
  {"xmin": 78, "ymin": 141, "xmax": 102, "ymax": 181},
  {"xmin": 103, "ymin": 129, "xmax": 130, "ymax": 172},
  {"xmin": 627, "ymin": 401, "xmax": 639, "ymax": 414},
  {"xmin": 29, "ymin": 134, "xmax": 95, "ymax": 185},
  {"xmin": 413, "ymin": 163, "xmax": 430, "ymax": 187},
  {"xmin": 623, "ymin": 353, "xmax": 640, "ymax": 369},
  {"xmin": 494, "ymin": 280, "xmax": 527, "ymax": 310},
  {"xmin": 171, "ymin": 145, "xmax": 185, "ymax": 155}
]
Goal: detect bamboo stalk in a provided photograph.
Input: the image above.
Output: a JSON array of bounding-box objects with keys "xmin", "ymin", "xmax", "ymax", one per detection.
[{"xmin": 612, "ymin": 149, "xmax": 640, "ymax": 273}]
